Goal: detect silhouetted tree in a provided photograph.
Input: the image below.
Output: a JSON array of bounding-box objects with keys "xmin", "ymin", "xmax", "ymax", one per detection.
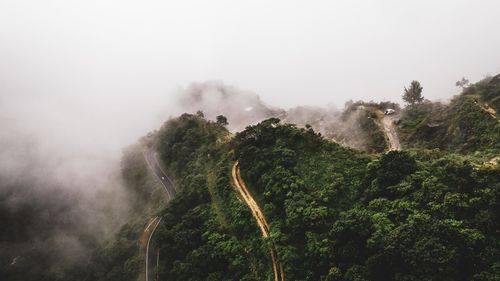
[
  {"xmin": 403, "ymin": 80, "xmax": 424, "ymax": 105},
  {"xmin": 455, "ymin": 77, "xmax": 470, "ymax": 89},
  {"xmin": 216, "ymin": 115, "xmax": 228, "ymax": 126}
]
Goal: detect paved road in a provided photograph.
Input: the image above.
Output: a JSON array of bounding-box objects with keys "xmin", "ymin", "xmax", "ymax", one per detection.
[
  {"xmin": 231, "ymin": 161, "xmax": 285, "ymax": 281},
  {"xmin": 143, "ymin": 150, "xmax": 177, "ymax": 281},
  {"xmin": 145, "ymin": 150, "xmax": 177, "ymax": 200},
  {"xmin": 143, "ymin": 217, "xmax": 161, "ymax": 281}
]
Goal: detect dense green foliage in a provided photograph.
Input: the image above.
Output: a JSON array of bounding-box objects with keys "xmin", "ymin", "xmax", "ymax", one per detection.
[
  {"xmin": 399, "ymin": 77, "xmax": 500, "ymax": 152},
  {"xmin": 122, "ymin": 143, "xmax": 167, "ymax": 209},
  {"xmin": 119, "ymin": 107, "xmax": 498, "ymax": 281},
  {"xmin": 464, "ymin": 74, "xmax": 500, "ymax": 113},
  {"xmin": 403, "ymin": 80, "xmax": 424, "ymax": 105},
  {"xmin": 90, "ymin": 75, "xmax": 498, "ymax": 281},
  {"xmin": 85, "ymin": 218, "xmax": 146, "ymax": 281},
  {"xmin": 153, "ymin": 114, "xmax": 270, "ymax": 280},
  {"xmin": 233, "ymin": 119, "xmax": 499, "ymax": 281},
  {"xmin": 234, "ymin": 119, "xmax": 371, "ymax": 280}
]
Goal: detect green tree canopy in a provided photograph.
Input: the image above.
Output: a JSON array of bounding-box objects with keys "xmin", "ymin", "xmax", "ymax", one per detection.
[
  {"xmin": 216, "ymin": 115, "xmax": 228, "ymax": 126},
  {"xmin": 403, "ymin": 80, "xmax": 424, "ymax": 105}
]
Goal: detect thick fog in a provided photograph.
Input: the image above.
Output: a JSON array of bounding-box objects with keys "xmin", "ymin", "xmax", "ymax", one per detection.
[
  {"xmin": 2, "ymin": 1, "xmax": 500, "ymax": 144},
  {"xmin": 1, "ymin": 0, "xmax": 500, "ymax": 275}
]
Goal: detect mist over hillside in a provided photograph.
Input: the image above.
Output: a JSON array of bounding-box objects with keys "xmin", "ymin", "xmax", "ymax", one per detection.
[
  {"xmin": 1, "ymin": 72, "xmax": 499, "ymax": 280},
  {"xmin": 173, "ymin": 81, "xmax": 391, "ymax": 151},
  {"xmin": 0, "ymin": 116, "xmax": 134, "ymax": 279},
  {"xmin": 1, "ymin": 1, "xmax": 499, "ymax": 280},
  {"xmin": 176, "ymin": 81, "xmax": 285, "ymax": 131},
  {"xmin": 0, "ymin": 80, "xmax": 356, "ymax": 279}
]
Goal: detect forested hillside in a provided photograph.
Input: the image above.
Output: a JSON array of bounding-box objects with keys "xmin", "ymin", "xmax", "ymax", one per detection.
[
  {"xmin": 399, "ymin": 75, "xmax": 500, "ymax": 153},
  {"xmin": 107, "ymin": 110, "xmax": 498, "ymax": 281},
  {"xmin": 66, "ymin": 76, "xmax": 499, "ymax": 281},
  {"xmin": 79, "ymin": 144, "xmax": 167, "ymax": 281},
  {"xmin": 234, "ymin": 119, "xmax": 499, "ymax": 280},
  {"xmin": 153, "ymin": 114, "xmax": 270, "ymax": 280}
]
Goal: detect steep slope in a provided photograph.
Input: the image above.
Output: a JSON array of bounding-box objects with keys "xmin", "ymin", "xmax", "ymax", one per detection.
[
  {"xmin": 80, "ymin": 110, "xmax": 500, "ymax": 281},
  {"xmin": 233, "ymin": 118, "xmax": 499, "ymax": 281},
  {"xmin": 328, "ymin": 103, "xmax": 388, "ymax": 152},
  {"xmin": 80, "ymin": 75, "xmax": 500, "ymax": 281},
  {"xmin": 151, "ymin": 114, "xmax": 270, "ymax": 280},
  {"xmin": 379, "ymin": 112, "xmax": 401, "ymax": 151},
  {"xmin": 231, "ymin": 162, "xmax": 284, "ymax": 281},
  {"xmin": 399, "ymin": 76, "xmax": 500, "ymax": 153},
  {"xmin": 82, "ymin": 144, "xmax": 167, "ymax": 281},
  {"xmin": 466, "ymin": 74, "xmax": 500, "ymax": 116}
]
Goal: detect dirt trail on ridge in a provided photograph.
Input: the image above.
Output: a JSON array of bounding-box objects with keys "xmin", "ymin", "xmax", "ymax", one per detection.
[
  {"xmin": 231, "ymin": 161, "xmax": 284, "ymax": 281},
  {"xmin": 378, "ymin": 112, "xmax": 401, "ymax": 151}
]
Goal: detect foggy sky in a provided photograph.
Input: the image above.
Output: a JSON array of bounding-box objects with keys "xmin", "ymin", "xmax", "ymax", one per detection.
[{"xmin": 1, "ymin": 0, "xmax": 500, "ymax": 155}]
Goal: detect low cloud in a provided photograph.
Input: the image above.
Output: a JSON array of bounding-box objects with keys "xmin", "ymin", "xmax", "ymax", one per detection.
[{"xmin": 177, "ymin": 81, "xmax": 285, "ymax": 131}]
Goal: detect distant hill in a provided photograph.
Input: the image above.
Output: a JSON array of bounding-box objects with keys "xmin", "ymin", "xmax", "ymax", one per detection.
[
  {"xmin": 399, "ymin": 75, "xmax": 500, "ymax": 153},
  {"xmin": 177, "ymin": 81, "xmax": 285, "ymax": 131},
  {"xmin": 177, "ymin": 81, "xmax": 397, "ymax": 153}
]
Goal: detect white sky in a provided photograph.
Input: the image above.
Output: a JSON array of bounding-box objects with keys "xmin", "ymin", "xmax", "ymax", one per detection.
[{"xmin": 1, "ymin": 0, "xmax": 500, "ymax": 150}]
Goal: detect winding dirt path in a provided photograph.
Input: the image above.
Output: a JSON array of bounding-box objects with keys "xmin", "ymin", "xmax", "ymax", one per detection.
[
  {"xmin": 231, "ymin": 161, "xmax": 284, "ymax": 281},
  {"xmin": 476, "ymin": 101, "xmax": 498, "ymax": 121},
  {"xmin": 378, "ymin": 112, "xmax": 401, "ymax": 151}
]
